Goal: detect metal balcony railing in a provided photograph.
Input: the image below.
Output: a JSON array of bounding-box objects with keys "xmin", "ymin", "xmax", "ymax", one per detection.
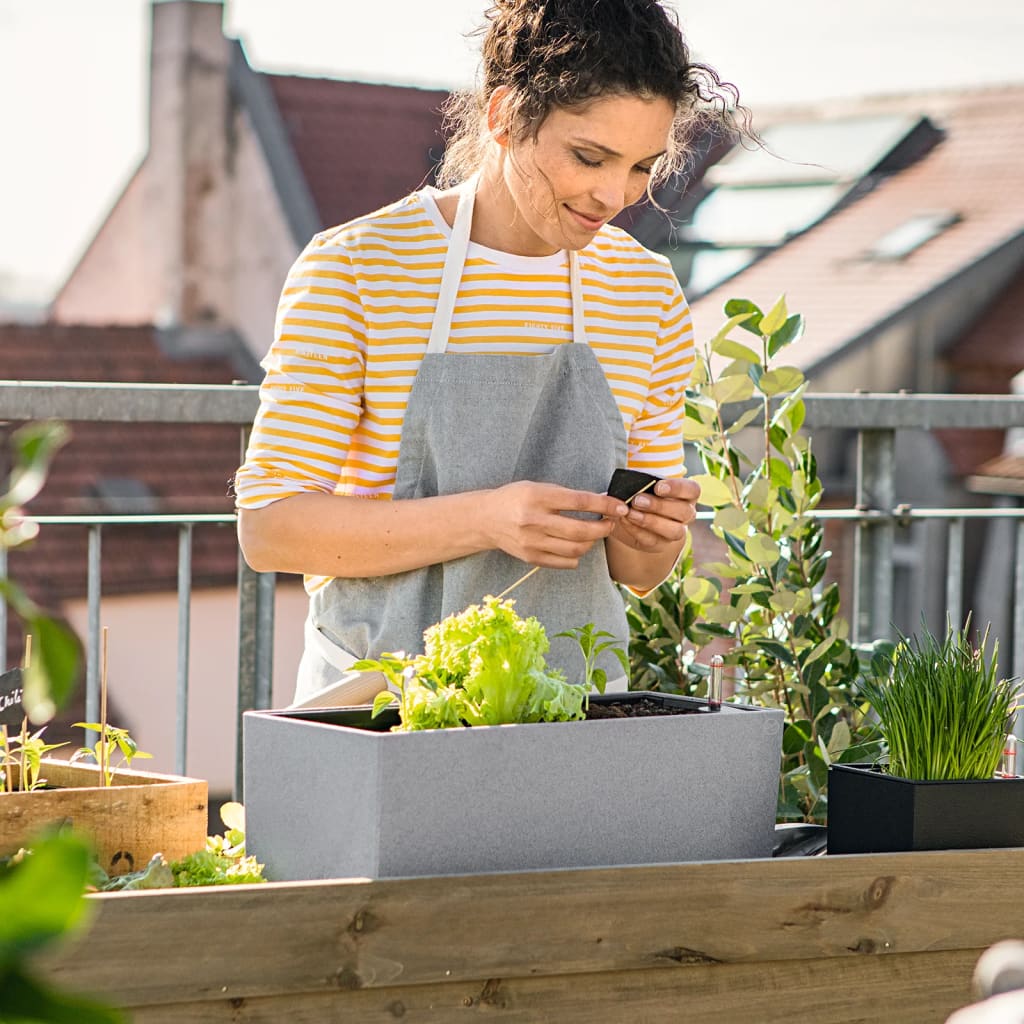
[{"xmin": 3, "ymin": 382, "xmax": 1024, "ymax": 790}]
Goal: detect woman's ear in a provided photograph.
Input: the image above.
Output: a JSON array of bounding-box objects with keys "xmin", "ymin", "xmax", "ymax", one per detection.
[{"xmin": 486, "ymin": 86, "xmax": 513, "ymax": 147}]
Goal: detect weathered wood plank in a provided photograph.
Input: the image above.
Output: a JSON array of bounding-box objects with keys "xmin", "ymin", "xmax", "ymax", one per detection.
[
  {"xmin": 41, "ymin": 848, "xmax": 1023, "ymax": 1008},
  {"xmin": 104, "ymin": 951, "xmax": 979, "ymax": 1024}
]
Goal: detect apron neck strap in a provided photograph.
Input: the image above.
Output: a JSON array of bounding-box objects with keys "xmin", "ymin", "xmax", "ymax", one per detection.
[{"xmin": 426, "ymin": 177, "xmax": 586, "ymax": 355}]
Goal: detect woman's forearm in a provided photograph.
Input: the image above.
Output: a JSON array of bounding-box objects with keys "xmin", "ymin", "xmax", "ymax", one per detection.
[
  {"xmin": 605, "ymin": 533, "xmax": 685, "ymax": 593},
  {"xmin": 237, "ymin": 483, "xmax": 629, "ymax": 579},
  {"xmin": 237, "ymin": 491, "xmax": 494, "ymax": 577}
]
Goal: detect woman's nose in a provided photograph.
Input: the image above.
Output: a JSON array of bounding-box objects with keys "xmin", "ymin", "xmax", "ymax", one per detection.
[{"xmin": 591, "ymin": 170, "xmax": 640, "ymax": 217}]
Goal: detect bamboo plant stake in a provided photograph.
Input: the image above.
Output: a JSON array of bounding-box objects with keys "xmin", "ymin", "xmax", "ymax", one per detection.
[
  {"xmin": 18, "ymin": 634, "xmax": 33, "ymax": 792},
  {"xmin": 100, "ymin": 626, "xmax": 109, "ymax": 785}
]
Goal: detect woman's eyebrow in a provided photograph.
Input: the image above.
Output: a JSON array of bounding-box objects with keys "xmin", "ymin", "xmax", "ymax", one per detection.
[{"xmin": 570, "ymin": 137, "xmax": 667, "ymax": 162}]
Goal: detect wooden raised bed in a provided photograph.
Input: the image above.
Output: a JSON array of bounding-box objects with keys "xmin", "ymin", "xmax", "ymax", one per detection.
[
  {"xmin": 38, "ymin": 847, "xmax": 1023, "ymax": 1023},
  {"xmin": 0, "ymin": 759, "xmax": 207, "ymax": 875}
]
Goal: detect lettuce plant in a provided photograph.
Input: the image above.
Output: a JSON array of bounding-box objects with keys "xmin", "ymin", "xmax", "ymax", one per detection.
[{"xmin": 359, "ymin": 597, "xmax": 589, "ymax": 730}]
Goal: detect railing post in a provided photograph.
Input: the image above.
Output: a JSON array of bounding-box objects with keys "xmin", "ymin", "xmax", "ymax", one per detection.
[
  {"xmin": 175, "ymin": 524, "xmax": 193, "ymax": 777},
  {"xmin": 85, "ymin": 525, "xmax": 103, "ymax": 734},
  {"xmin": 255, "ymin": 570, "xmax": 276, "ymax": 710},
  {"xmin": 854, "ymin": 428, "xmax": 896, "ymax": 644},
  {"xmin": 235, "ymin": 555, "xmax": 258, "ymax": 801},
  {"xmin": 945, "ymin": 518, "xmax": 965, "ymax": 631},
  {"xmin": 234, "ymin": 392, "xmax": 276, "ymax": 799}
]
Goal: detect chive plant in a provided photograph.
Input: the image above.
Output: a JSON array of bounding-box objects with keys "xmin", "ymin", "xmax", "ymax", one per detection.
[{"xmin": 860, "ymin": 622, "xmax": 1020, "ymax": 781}]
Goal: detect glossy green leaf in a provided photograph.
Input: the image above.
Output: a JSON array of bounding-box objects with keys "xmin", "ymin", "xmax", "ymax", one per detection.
[
  {"xmin": 769, "ymin": 591, "xmax": 799, "ymax": 614},
  {"xmin": 759, "ymin": 366, "xmax": 805, "ymax": 397},
  {"xmin": 713, "ymin": 504, "xmax": 748, "ymax": 533},
  {"xmin": 826, "ymin": 719, "xmax": 852, "ymax": 757},
  {"xmin": 0, "ymin": 968, "xmax": 123, "ymax": 1024},
  {"xmin": 3, "ymin": 422, "xmax": 70, "ymax": 511},
  {"xmin": 758, "ymin": 295, "xmax": 788, "ymax": 337},
  {"xmin": 745, "ymin": 533, "xmax": 780, "ymax": 566},
  {"xmin": 682, "ymin": 577, "xmax": 719, "ymax": 604},
  {"xmin": 21, "ymin": 616, "xmax": 81, "ymax": 726},
  {"xmin": 768, "ymin": 314, "xmax": 805, "ymax": 358},
  {"xmin": 707, "ymin": 374, "xmax": 755, "ymax": 405},
  {"xmin": 691, "ymin": 474, "xmax": 733, "ymax": 508},
  {"xmin": 700, "ymin": 561, "xmax": 742, "ymax": 580},
  {"xmin": 0, "ymin": 835, "xmax": 93, "ymax": 963},
  {"xmin": 711, "ymin": 334, "xmax": 760, "ymax": 363},
  {"xmin": 723, "ymin": 298, "xmax": 763, "ymax": 336},
  {"xmin": 703, "ymin": 604, "xmax": 742, "ymax": 625},
  {"xmin": 726, "ymin": 407, "xmax": 761, "ymax": 436},
  {"xmin": 681, "ymin": 417, "xmax": 715, "ymax": 441}
]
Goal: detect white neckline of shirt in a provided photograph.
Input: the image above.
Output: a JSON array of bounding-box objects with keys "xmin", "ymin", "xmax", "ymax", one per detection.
[{"xmin": 418, "ymin": 188, "xmax": 573, "ymax": 275}]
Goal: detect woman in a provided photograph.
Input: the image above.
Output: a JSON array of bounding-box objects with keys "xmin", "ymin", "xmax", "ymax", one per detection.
[{"xmin": 235, "ymin": 0, "xmax": 740, "ymax": 705}]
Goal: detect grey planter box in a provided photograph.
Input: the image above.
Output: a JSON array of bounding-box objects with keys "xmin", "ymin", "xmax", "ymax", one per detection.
[{"xmin": 243, "ymin": 692, "xmax": 784, "ymax": 880}]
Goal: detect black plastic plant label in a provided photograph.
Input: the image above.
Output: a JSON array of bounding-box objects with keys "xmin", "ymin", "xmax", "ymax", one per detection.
[
  {"xmin": 607, "ymin": 468, "xmax": 662, "ymax": 505},
  {"xmin": 0, "ymin": 667, "xmax": 24, "ymax": 728}
]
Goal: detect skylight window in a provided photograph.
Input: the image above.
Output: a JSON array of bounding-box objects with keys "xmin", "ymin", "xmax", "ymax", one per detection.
[
  {"xmin": 706, "ymin": 114, "xmax": 924, "ymax": 187},
  {"xmin": 685, "ymin": 248, "xmax": 760, "ymax": 297},
  {"xmin": 686, "ymin": 184, "xmax": 848, "ymax": 247},
  {"xmin": 865, "ymin": 211, "xmax": 961, "ymax": 261}
]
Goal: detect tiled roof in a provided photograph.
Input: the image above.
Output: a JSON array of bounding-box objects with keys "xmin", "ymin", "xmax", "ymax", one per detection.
[
  {"xmin": 1, "ymin": 324, "xmax": 242, "ymax": 609},
  {"xmin": 935, "ymin": 266, "xmax": 1024, "ymax": 477},
  {"xmin": 690, "ymin": 86, "xmax": 1024, "ymax": 372},
  {"xmin": 265, "ymin": 74, "xmax": 449, "ymax": 229}
]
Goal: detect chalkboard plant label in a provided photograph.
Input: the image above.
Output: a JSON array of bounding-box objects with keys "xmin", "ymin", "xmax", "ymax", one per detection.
[{"xmin": 0, "ymin": 668, "xmax": 25, "ymax": 729}]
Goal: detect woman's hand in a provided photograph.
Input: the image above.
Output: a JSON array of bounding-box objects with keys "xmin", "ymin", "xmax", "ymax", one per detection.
[
  {"xmin": 485, "ymin": 481, "xmax": 629, "ymax": 569},
  {"xmin": 609, "ymin": 476, "xmax": 700, "ymax": 553},
  {"xmin": 604, "ymin": 476, "xmax": 700, "ymax": 592}
]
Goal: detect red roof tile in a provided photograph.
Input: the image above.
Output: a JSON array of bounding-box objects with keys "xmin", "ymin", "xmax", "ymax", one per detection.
[
  {"xmin": 938, "ymin": 267, "xmax": 1024, "ymax": 477},
  {"xmin": 691, "ymin": 86, "xmax": 1024, "ymax": 373},
  {"xmin": 266, "ymin": 74, "xmax": 449, "ymax": 228},
  {"xmin": 1, "ymin": 324, "xmax": 243, "ymax": 608}
]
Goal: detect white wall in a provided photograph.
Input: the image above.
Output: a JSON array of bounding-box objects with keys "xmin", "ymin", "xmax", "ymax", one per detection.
[{"xmin": 63, "ymin": 581, "xmax": 309, "ymax": 795}]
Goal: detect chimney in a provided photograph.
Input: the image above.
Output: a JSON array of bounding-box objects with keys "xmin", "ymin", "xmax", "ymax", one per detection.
[{"xmin": 146, "ymin": 0, "xmax": 232, "ymax": 327}]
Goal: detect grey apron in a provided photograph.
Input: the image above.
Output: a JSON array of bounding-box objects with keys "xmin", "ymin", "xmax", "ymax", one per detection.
[{"xmin": 293, "ymin": 182, "xmax": 630, "ymax": 706}]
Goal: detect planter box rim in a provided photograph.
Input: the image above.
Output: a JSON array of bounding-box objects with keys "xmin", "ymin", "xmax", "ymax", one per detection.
[
  {"xmin": 2, "ymin": 757, "xmax": 207, "ymax": 793},
  {"xmin": 254, "ymin": 689, "xmax": 771, "ymax": 738},
  {"xmin": 832, "ymin": 762, "xmax": 1023, "ymax": 787}
]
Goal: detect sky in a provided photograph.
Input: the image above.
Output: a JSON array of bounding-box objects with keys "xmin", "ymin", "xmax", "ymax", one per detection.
[{"xmin": 1, "ymin": 0, "xmax": 1023, "ymax": 310}]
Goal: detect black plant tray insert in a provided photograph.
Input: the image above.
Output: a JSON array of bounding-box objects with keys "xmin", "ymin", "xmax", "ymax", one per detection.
[
  {"xmin": 268, "ymin": 691, "xmax": 725, "ymax": 733},
  {"xmin": 827, "ymin": 762, "xmax": 1024, "ymax": 854}
]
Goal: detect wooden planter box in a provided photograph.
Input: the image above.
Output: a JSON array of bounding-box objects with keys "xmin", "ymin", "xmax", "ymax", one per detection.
[
  {"xmin": 243, "ymin": 692, "xmax": 784, "ymax": 880},
  {"xmin": 827, "ymin": 763, "xmax": 1024, "ymax": 854},
  {"xmin": 37, "ymin": 847, "xmax": 1024, "ymax": 1023},
  {"xmin": 0, "ymin": 758, "xmax": 208, "ymax": 875}
]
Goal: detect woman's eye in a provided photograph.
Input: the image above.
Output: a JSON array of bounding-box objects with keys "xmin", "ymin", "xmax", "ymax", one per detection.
[
  {"xmin": 573, "ymin": 151, "xmax": 602, "ymax": 168},
  {"xmin": 634, "ymin": 165, "xmax": 654, "ymax": 176}
]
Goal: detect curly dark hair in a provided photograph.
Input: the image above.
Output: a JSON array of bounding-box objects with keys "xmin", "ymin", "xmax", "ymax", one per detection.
[{"xmin": 437, "ymin": 0, "xmax": 747, "ymax": 189}]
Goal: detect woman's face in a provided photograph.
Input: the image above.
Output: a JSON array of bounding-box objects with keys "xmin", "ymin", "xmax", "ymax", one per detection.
[{"xmin": 491, "ymin": 92, "xmax": 676, "ymax": 256}]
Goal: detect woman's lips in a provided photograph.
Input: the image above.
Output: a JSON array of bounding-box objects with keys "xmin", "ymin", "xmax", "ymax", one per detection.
[{"xmin": 565, "ymin": 205, "xmax": 605, "ymax": 232}]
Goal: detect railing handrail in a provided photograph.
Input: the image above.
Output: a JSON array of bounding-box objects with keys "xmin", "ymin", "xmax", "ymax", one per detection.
[
  {"xmin": 4, "ymin": 382, "xmax": 1024, "ymax": 428},
  {"xmin": 0, "ymin": 380, "xmax": 260, "ymax": 423}
]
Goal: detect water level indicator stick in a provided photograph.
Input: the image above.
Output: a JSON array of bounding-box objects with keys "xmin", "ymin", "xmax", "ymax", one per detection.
[{"xmin": 709, "ymin": 654, "xmax": 723, "ymax": 712}]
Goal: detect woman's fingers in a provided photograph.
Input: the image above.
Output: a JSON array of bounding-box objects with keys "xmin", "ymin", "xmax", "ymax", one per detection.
[
  {"xmin": 487, "ymin": 481, "xmax": 628, "ymax": 565},
  {"xmin": 611, "ymin": 476, "xmax": 700, "ymax": 551}
]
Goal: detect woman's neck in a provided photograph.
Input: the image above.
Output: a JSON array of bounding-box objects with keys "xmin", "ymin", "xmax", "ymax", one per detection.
[{"xmin": 432, "ymin": 165, "xmax": 562, "ymax": 258}]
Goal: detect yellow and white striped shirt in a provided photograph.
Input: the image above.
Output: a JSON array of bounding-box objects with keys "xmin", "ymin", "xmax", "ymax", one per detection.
[{"xmin": 234, "ymin": 190, "xmax": 695, "ymax": 509}]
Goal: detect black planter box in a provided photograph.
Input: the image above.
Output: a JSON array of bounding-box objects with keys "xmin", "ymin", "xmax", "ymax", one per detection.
[{"xmin": 827, "ymin": 763, "xmax": 1024, "ymax": 854}]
